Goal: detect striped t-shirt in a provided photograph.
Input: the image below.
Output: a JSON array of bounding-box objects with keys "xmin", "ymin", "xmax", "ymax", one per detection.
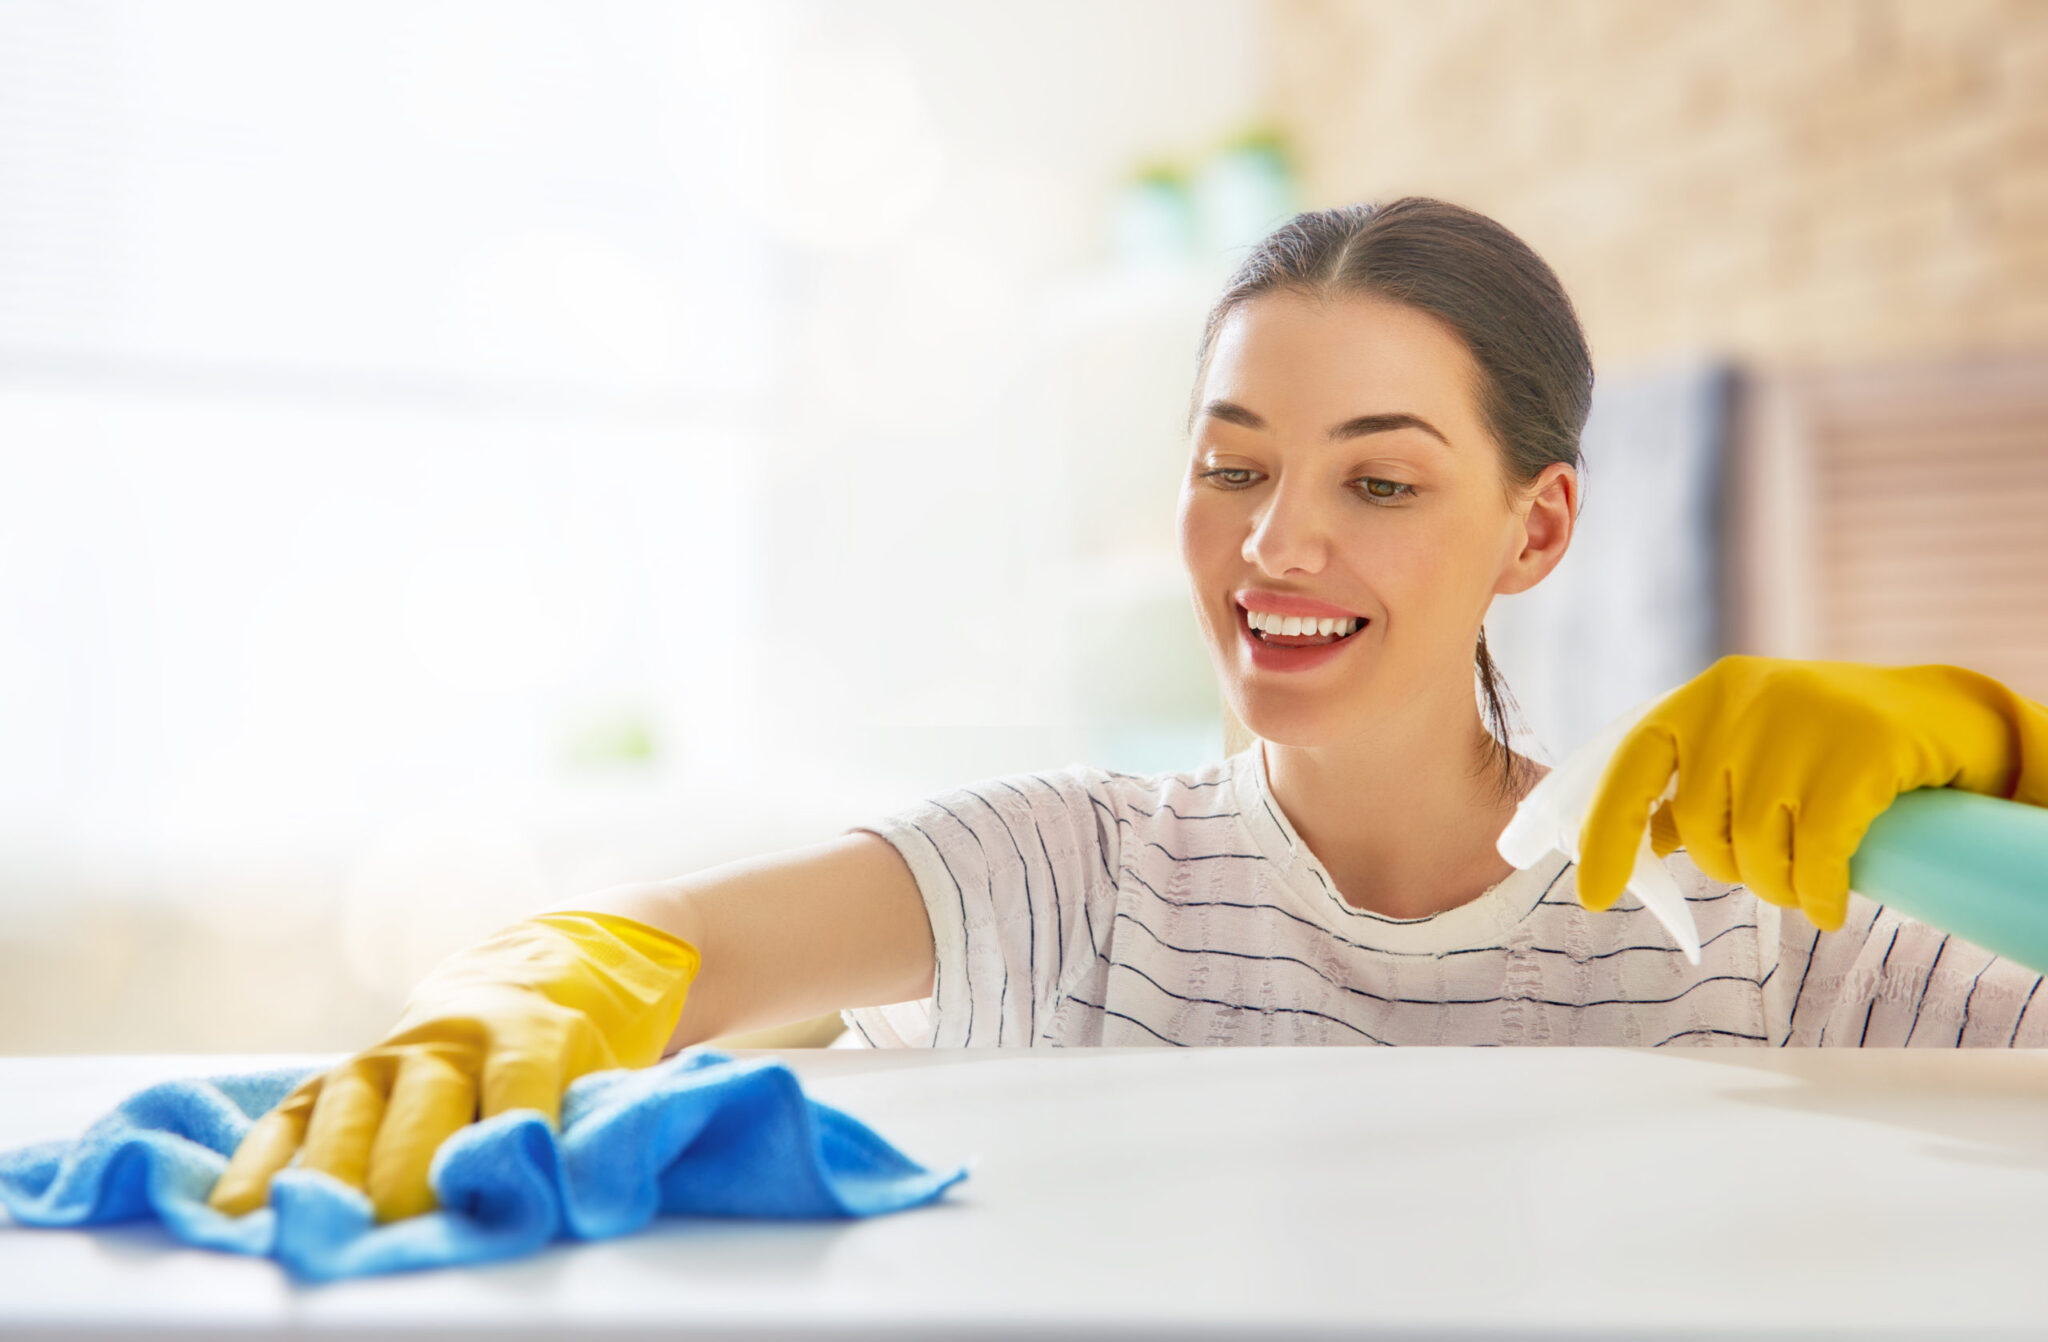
[{"xmin": 839, "ymin": 743, "xmax": 2047, "ymax": 1048}]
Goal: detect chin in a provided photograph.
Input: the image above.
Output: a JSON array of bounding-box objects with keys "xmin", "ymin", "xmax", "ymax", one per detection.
[{"xmin": 1227, "ymin": 696, "xmax": 1349, "ymax": 749}]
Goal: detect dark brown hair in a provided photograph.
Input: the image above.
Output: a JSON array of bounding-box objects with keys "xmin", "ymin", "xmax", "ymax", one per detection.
[{"xmin": 1194, "ymin": 197, "xmax": 1594, "ymax": 801}]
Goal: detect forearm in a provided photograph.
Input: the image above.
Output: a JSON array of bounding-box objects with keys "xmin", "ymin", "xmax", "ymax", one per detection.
[{"xmin": 533, "ymin": 833, "xmax": 935, "ymax": 1060}]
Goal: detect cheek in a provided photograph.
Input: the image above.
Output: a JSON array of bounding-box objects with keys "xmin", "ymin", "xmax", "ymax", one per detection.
[
  {"xmin": 1353, "ymin": 516, "xmax": 1484, "ymax": 613},
  {"xmin": 1390, "ymin": 512, "xmax": 1502, "ymax": 615},
  {"xmin": 1176, "ymin": 489, "xmax": 1228, "ymax": 571}
]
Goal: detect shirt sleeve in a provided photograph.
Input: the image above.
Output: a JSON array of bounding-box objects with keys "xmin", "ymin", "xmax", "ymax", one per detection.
[
  {"xmin": 1768, "ymin": 892, "xmax": 2047, "ymax": 1047},
  {"xmin": 837, "ymin": 765, "xmax": 1125, "ymax": 1048}
]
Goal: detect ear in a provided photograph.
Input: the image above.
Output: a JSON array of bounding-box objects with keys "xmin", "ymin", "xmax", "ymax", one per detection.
[{"xmin": 1494, "ymin": 462, "xmax": 1577, "ymax": 596}]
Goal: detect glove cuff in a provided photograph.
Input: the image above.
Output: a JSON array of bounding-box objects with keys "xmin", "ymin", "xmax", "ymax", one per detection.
[
  {"xmin": 1897, "ymin": 664, "xmax": 2048, "ymax": 807},
  {"xmin": 532, "ymin": 911, "xmax": 702, "ymax": 1067}
]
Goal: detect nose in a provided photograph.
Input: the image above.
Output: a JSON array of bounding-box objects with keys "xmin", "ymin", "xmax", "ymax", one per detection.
[{"xmin": 1241, "ymin": 476, "xmax": 1334, "ymax": 576}]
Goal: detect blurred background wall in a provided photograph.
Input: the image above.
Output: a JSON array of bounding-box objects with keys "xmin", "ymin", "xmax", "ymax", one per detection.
[
  {"xmin": 1, "ymin": 0, "xmax": 2042, "ymax": 1052},
  {"xmin": 1258, "ymin": 0, "xmax": 2048, "ymax": 765},
  {"xmin": 1270, "ymin": 0, "xmax": 2045, "ymax": 365}
]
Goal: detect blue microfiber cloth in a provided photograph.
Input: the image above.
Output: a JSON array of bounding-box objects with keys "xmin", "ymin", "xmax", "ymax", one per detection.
[{"xmin": 0, "ymin": 1048, "xmax": 972, "ymax": 1282}]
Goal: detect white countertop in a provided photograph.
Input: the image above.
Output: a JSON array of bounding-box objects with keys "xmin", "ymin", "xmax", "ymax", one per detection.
[{"xmin": 3, "ymin": 1047, "xmax": 2047, "ymax": 1339}]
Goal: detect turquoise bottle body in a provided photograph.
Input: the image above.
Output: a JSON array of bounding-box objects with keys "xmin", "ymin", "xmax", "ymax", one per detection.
[{"xmin": 1850, "ymin": 789, "xmax": 2048, "ymax": 976}]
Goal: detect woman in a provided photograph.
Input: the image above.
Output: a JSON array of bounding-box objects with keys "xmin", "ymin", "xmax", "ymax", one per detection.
[{"xmin": 209, "ymin": 198, "xmax": 2048, "ymax": 1225}]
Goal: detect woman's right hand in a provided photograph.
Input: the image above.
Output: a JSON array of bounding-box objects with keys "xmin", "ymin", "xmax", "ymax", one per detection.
[{"xmin": 206, "ymin": 911, "xmax": 701, "ymax": 1224}]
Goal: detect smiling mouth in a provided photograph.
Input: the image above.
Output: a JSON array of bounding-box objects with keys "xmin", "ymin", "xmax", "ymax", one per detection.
[{"xmin": 1236, "ymin": 602, "xmax": 1369, "ymax": 646}]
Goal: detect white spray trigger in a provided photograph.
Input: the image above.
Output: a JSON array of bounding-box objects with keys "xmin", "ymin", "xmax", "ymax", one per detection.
[{"xmin": 1496, "ymin": 695, "xmax": 1701, "ymax": 965}]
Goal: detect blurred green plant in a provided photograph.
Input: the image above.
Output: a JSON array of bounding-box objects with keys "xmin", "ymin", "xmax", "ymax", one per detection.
[
  {"xmin": 1217, "ymin": 123, "xmax": 1296, "ymax": 173},
  {"xmin": 557, "ymin": 707, "xmax": 659, "ymax": 771},
  {"xmin": 1128, "ymin": 158, "xmax": 1192, "ymax": 190}
]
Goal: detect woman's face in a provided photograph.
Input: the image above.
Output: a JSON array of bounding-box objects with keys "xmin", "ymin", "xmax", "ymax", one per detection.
[{"xmin": 1176, "ymin": 289, "xmax": 1570, "ymax": 748}]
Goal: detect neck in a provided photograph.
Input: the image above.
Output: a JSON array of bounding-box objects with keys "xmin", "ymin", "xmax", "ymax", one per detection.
[{"xmin": 1260, "ymin": 679, "xmax": 1546, "ymax": 920}]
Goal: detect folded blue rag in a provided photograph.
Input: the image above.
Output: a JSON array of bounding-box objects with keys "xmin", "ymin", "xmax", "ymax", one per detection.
[{"xmin": 0, "ymin": 1049, "xmax": 971, "ymax": 1282}]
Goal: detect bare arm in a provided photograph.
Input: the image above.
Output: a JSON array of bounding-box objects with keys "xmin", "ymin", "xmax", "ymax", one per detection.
[{"xmin": 542, "ymin": 831, "xmax": 936, "ymax": 1055}]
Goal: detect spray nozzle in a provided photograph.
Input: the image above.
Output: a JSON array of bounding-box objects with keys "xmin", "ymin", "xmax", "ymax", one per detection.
[{"xmin": 1496, "ymin": 695, "xmax": 1702, "ymax": 964}]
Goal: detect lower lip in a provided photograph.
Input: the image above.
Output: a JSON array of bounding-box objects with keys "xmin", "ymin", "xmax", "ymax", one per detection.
[{"xmin": 1237, "ymin": 605, "xmax": 1368, "ymax": 672}]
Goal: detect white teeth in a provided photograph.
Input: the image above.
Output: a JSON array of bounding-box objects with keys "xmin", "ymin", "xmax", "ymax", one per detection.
[{"xmin": 1246, "ymin": 608, "xmax": 1359, "ymax": 637}]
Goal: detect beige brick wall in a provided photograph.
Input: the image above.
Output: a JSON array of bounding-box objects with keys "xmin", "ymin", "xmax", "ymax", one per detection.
[{"xmin": 1264, "ymin": 0, "xmax": 2048, "ymax": 369}]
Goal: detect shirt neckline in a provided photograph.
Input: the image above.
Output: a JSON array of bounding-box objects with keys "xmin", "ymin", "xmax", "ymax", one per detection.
[{"xmin": 1228, "ymin": 739, "xmax": 1572, "ymax": 954}]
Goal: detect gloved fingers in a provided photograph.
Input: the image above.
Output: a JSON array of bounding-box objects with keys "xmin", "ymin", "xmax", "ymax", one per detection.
[
  {"xmin": 366, "ymin": 1046, "xmax": 476, "ymax": 1224},
  {"xmin": 206, "ymin": 1084, "xmax": 317, "ymax": 1215},
  {"xmin": 1730, "ymin": 793, "xmax": 1799, "ymax": 910},
  {"xmin": 1660, "ymin": 755, "xmax": 1739, "ymax": 885},
  {"xmin": 480, "ymin": 1044, "xmax": 567, "ymax": 1127},
  {"xmin": 1577, "ymin": 723, "xmax": 1679, "ymax": 912},
  {"xmin": 1787, "ymin": 783, "xmax": 1892, "ymax": 933},
  {"xmin": 1648, "ymin": 801, "xmax": 1682, "ymax": 857},
  {"xmin": 1789, "ymin": 826, "xmax": 1853, "ymax": 933},
  {"xmin": 298, "ymin": 1058, "xmax": 394, "ymax": 1192}
]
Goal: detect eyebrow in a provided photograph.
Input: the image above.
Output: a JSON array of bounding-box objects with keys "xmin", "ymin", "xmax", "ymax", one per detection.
[{"xmin": 1201, "ymin": 398, "xmax": 1451, "ymax": 448}]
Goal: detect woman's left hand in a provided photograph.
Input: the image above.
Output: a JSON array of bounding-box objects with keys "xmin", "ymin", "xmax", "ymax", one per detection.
[{"xmin": 1575, "ymin": 655, "xmax": 2048, "ymax": 931}]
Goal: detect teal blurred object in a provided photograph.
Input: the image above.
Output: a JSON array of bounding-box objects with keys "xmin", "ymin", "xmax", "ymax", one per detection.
[
  {"xmin": 1850, "ymin": 789, "xmax": 2048, "ymax": 977},
  {"xmin": 1112, "ymin": 166, "xmax": 1198, "ymax": 266},
  {"xmin": 1192, "ymin": 137, "xmax": 1297, "ymax": 254}
]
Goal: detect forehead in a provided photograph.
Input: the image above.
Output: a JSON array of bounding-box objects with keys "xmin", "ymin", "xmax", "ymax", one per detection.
[{"xmin": 1200, "ymin": 291, "xmax": 1486, "ymax": 443}]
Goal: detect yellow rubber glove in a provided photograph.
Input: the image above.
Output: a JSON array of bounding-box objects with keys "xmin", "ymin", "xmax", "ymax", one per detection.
[
  {"xmin": 206, "ymin": 911, "xmax": 700, "ymax": 1224},
  {"xmin": 1577, "ymin": 656, "xmax": 2048, "ymax": 931}
]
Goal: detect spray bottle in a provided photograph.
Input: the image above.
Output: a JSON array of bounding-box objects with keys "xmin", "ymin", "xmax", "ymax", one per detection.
[{"xmin": 1499, "ymin": 696, "xmax": 2048, "ymax": 976}]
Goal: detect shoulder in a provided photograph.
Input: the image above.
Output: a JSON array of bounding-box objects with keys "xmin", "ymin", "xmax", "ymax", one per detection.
[
  {"xmin": 1093, "ymin": 754, "xmax": 1237, "ymax": 805},
  {"xmin": 1085, "ymin": 756, "xmax": 1244, "ymax": 829},
  {"xmin": 884, "ymin": 753, "xmax": 1260, "ymax": 878},
  {"xmin": 898, "ymin": 760, "xmax": 1178, "ymax": 838}
]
